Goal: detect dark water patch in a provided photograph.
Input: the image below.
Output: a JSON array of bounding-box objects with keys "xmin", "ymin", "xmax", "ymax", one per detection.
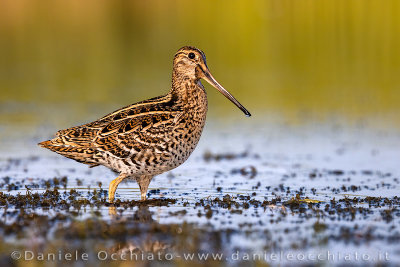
[
  {"xmin": 203, "ymin": 151, "xmax": 256, "ymax": 162},
  {"xmin": 1, "ymin": 125, "xmax": 400, "ymax": 265}
]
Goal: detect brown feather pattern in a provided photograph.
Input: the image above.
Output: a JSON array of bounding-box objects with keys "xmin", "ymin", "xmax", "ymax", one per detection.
[{"xmin": 39, "ymin": 46, "xmax": 243, "ymax": 201}]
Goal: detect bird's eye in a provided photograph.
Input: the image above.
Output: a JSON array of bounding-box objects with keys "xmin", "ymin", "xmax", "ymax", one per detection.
[{"xmin": 188, "ymin": 52, "xmax": 195, "ymax": 59}]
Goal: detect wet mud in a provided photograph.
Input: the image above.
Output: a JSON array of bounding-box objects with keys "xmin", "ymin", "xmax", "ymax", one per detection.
[{"xmin": 0, "ymin": 125, "xmax": 399, "ymax": 266}]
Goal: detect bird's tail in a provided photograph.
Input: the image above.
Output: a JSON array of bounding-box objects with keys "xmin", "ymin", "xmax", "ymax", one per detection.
[
  {"xmin": 38, "ymin": 140, "xmax": 51, "ymax": 148},
  {"xmin": 38, "ymin": 138, "xmax": 100, "ymax": 167}
]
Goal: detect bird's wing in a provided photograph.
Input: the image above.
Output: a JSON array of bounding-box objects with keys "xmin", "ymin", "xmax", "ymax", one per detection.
[
  {"xmin": 55, "ymin": 93, "xmax": 173, "ymax": 140},
  {"xmin": 93, "ymin": 110, "xmax": 183, "ymax": 159},
  {"xmin": 45, "ymin": 93, "xmax": 181, "ymax": 161}
]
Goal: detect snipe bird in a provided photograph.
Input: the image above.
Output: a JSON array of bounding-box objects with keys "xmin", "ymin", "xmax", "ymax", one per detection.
[{"xmin": 39, "ymin": 46, "xmax": 251, "ymax": 202}]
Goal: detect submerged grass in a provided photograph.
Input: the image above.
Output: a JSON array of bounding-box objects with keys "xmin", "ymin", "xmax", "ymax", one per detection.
[
  {"xmin": 0, "ymin": 125, "xmax": 399, "ymax": 265},
  {"xmin": 0, "ymin": 175, "xmax": 398, "ymax": 266}
]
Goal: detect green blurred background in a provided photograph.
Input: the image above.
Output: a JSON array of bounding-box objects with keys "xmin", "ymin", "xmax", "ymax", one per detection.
[{"xmin": 0, "ymin": 0, "xmax": 399, "ymax": 127}]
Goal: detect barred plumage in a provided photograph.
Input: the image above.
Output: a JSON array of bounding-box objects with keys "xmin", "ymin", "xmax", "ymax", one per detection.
[{"xmin": 39, "ymin": 46, "xmax": 250, "ymax": 201}]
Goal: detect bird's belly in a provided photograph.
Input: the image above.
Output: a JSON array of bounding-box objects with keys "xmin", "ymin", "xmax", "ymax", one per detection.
[
  {"xmin": 148, "ymin": 118, "xmax": 206, "ymax": 174},
  {"xmin": 104, "ymin": 115, "xmax": 206, "ymax": 176},
  {"xmin": 166, "ymin": 127, "xmax": 204, "ymax": 168}
]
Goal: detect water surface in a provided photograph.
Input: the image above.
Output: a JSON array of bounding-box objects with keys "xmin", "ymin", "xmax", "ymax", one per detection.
[{"xmin": 0, "ymin": 121, "xmax": 399, "ymax": 266}]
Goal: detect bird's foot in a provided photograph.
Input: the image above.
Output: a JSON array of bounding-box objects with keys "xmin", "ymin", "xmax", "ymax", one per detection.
[{"xmin": 140, "ymin": 193, "xmax": 147, "ymax": 202}]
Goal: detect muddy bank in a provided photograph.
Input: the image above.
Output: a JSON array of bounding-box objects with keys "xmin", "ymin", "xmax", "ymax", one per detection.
[{"xmin": 0, "ymin": 124, "xmax": 399, "ymax": 266}]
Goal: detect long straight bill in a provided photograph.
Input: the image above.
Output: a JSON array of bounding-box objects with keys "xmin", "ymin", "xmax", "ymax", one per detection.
[{"xmin": 201, "ymin": 68, "xmax": 251, "ymax": 117}]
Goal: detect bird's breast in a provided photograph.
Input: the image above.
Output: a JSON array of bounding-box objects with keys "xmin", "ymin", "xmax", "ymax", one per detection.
[{"xmin": 163, "ymin": 86, "xmax": 208, "ymax": 167}]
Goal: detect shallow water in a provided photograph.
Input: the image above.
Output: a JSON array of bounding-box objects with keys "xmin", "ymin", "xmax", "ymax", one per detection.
[{"xmin": 0, "ymin": 121, "xmax": 399, "ymax": 266}]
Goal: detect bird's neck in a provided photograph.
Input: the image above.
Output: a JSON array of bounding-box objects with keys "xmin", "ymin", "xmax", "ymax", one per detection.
[{"xmin": 169, "ymin": 71, "xmax": 207, "ymax": 106}]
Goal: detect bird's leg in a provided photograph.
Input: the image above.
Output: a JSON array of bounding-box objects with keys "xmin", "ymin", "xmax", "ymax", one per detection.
[
  {"xmin": 136, "ymin": 176, "xmax": 152, "ymax": 201},
  {"xmin": 108, "ymin": 206, "xmax": 117, "ymax": 216},
  {"xmin": 108, "ymin": 173, "xmax": 128, "ymax": 202}
]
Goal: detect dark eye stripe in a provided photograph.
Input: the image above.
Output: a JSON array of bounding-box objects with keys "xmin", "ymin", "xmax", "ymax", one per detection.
[{"xmin": 174, "ymin": 52, "xmax": 186, "ymax": 59}]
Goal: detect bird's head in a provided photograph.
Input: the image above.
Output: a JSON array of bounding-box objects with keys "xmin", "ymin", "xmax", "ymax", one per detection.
[{"xmin": 173, "ymin": 46, "xmax": 251, "ymax": 117}]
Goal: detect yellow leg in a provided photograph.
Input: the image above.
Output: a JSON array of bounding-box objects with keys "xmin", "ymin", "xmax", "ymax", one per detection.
[
  {"xmin": 108, "ymin": 173, "xmax": 127, "ymax": 202},
  {"xmin": 108, "ymin": 206, "xmax": 117, "ymax": 216},
  {"xmin": 137, "ymin": 176, "xmax": 152, "ymax": 201}
]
